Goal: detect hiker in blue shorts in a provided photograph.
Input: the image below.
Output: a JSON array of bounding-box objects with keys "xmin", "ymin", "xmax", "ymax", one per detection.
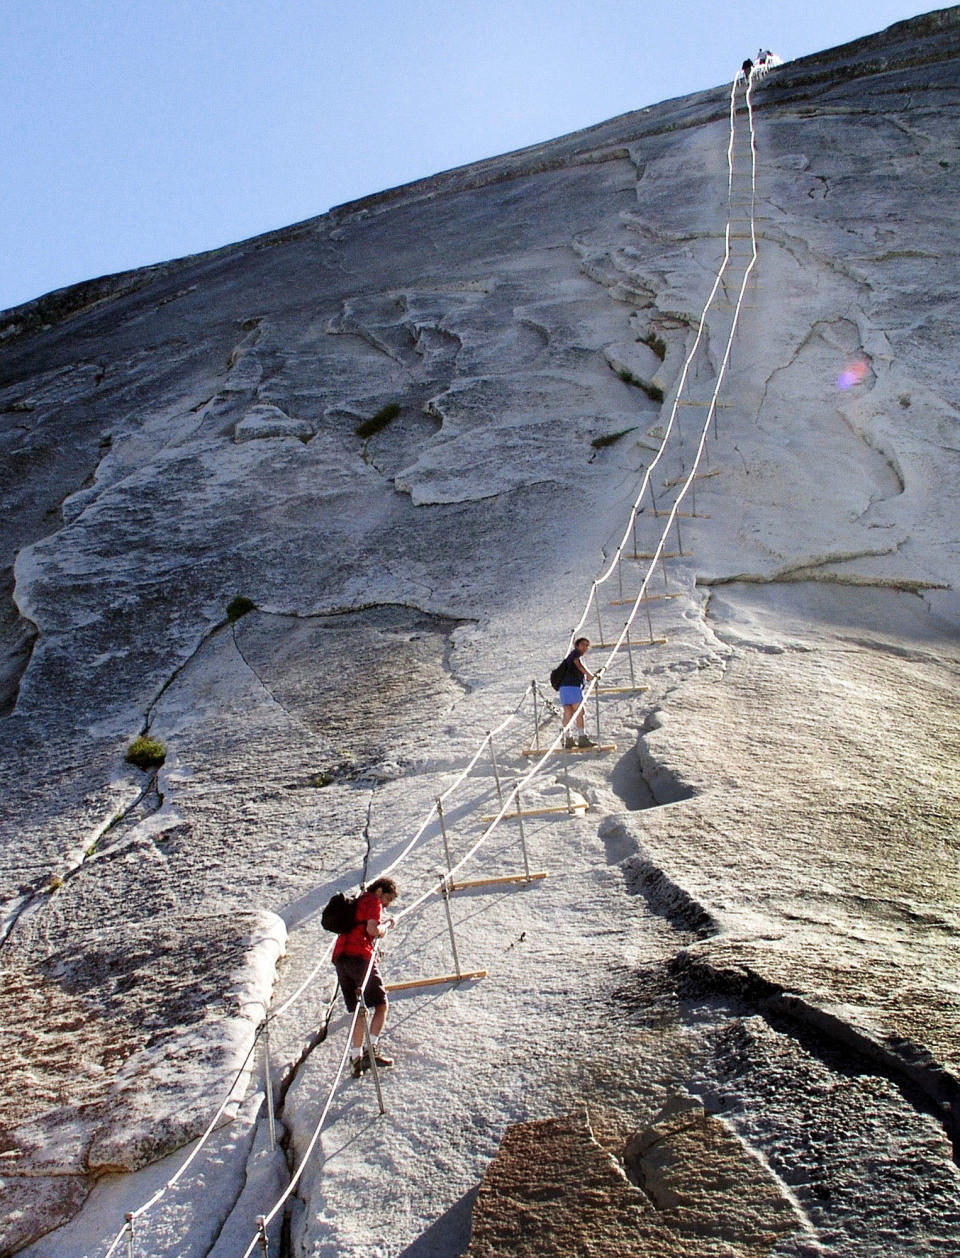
[{"xmin": 558, "ymin": 637, "xmax": 596, "ymax": 749}]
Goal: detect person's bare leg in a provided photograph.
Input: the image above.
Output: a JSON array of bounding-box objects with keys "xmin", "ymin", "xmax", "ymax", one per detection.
[{"xmin": 370, "ymin": 1000, "xmax": 388, "ymax": 1038}]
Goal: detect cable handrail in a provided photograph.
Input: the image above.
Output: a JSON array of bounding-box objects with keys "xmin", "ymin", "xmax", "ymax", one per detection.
[
  {"xmin": 102, "ymin": 66, "xmax": 762, "ymax": 1258},
  {"xmin": 239, "ymin": 958, "xmax": 375, "ymax": 1258},
  {"xmin": 242, "ymin": 65, "xmax": 761, "ymax": 1252}
]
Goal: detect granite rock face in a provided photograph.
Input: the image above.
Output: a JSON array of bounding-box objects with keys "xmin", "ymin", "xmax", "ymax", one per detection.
[
  {"xmin": 466, "ymin": 1101, "xmax": 816, "ymax": 1257},
  {"xmin": 2, "ymin": 9, "xmax": 960, "ymax": 1257}
]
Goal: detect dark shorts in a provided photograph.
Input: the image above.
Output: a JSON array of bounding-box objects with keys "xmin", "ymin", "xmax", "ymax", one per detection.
[{"xmin": 334, "ymin": 954, "xmax": 387, "ymax": 1012}]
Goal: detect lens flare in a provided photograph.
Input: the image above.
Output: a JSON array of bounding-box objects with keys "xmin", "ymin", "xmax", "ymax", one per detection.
[{"xmin": 836, "ymin": 359, "xmax": 869, "ymax": 390}]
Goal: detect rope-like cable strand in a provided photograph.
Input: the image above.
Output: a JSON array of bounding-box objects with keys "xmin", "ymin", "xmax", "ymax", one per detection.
[
  {"xmin": 101, "ymin": 1028, "xmax": 263, "ymax": 1256},
  {"xmin": 397, "ymin": 77, "xmax": 757, "ymax": 921},
  {"xmin": 239, "ymin": 953, "xmax": 378, "ymax": 1258},
  {"xmin": 106, "ymin": 68, "xmax": 760, "ymax": 1256},
  {"xmin": 567, "ymin": 74, "xmax": 742, "ymax": 647}
]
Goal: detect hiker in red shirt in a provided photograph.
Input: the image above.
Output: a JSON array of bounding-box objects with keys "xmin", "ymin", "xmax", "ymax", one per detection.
[{"xmin": 332, "ymin": 877, "xmax": 399, "ymax": 1077}]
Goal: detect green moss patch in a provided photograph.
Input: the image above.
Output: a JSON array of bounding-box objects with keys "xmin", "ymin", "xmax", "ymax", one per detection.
[
  {"xmin": 227, "ymin": 595, "xmax": 256, "ymax": 623},
  {"xmin": 592, "ymin": 427, "xmax": 637, "ymax": 449},
  {"xmin": 356, "ymin": 402, "xmax": 401, "ymax": 439},
  {"xmin": 638, "ymin": 332, "xmax": 667, "ymax": 361},
  {"xmin": 617, "ymin": 367, "xmax": 664, "ymax": 405},
  {"xmin": 125, "ymin": 735, "xmax": 167, "ymax": 771}
]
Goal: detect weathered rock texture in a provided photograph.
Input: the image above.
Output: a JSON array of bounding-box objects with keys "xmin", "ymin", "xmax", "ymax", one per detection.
[
  {"xmin": 2, "ymin": 8, "xmax": 960, "ymax": 1258},
  {"xmin": 466, "ymin": 1101, "xmax": 816, "ymax": 1257}
]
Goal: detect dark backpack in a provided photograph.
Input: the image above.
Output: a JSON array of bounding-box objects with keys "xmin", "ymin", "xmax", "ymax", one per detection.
[
  {"xmin": 549, "ymin": 657, "xmax": 569, "ymax": 691},
  {"xmin": 321, "ymin": 891, "xmax": 358, "ymax": 934}
]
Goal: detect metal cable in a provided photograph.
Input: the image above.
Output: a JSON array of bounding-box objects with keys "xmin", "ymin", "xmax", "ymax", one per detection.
[{"xmin": 107, "ymin": 68, "xmax": 762, "ymax": 1256}]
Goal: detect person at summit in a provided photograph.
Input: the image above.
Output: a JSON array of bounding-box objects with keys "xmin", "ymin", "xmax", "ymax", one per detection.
[
  {"xmin": 558, "ymin": 637, "xmax": 596, "ymax": 750},
  {"xmin": 332, "ymin": 876, "xmax": 398, "ymax": 1078}
]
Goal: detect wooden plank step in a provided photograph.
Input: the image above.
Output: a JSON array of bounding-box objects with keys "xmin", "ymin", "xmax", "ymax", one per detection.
[
  {"xmin": 450, "ymin": 872, "xmax": 548, "ymax": 890},
  {"xmin": 480, "ymin": 805, "xmax": 586, "ymax": 821},
  {"xmin": 609, "ymin": 593, "xmax": 680, "ymax": 605},
  {"xmin": 653, "ymin": 510, "xmax": 710, "ymax": 519},
  {"xmin": 521, "ymin": 744, "xmax": 617, "ymax": 757},
  {"xmin": 678, "ymin": 400, "xmax": 732, "ymax": 408},
  {"xmin": 593, "ymin": 637, "xmax": 667, "ymax": 649},
  {"xmin": 386, "ymin": 971, "xmax": 487, "ymax": 992},
  {"xmin": 626, "ymin": 551, "xmax": 686, "ymax": 560},
  {"xmin": 593, "ymin": 684, "xmax": 649, "ymax": 694},
  {"xmin": 664, "ymin": 469, "xmax": 720, "ymax": 487}
]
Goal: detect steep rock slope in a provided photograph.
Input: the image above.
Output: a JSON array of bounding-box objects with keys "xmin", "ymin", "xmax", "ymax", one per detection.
[{"xmin": 1, "ymin": 8, "xmax": 959, "ymax": 1257}]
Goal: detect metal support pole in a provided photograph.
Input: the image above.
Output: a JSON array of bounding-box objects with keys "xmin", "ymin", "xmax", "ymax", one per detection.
[
  {"xmin": 488, "ymin": 732, "xmax": 503, "ymax": 804},
  {"xmin": 531, "ymin": 679, "xmax": 541, "ymax": 752},
  {"xmin": 436, "ymin": 798, "xmax": 452, "ymax": 873},
  {"xmin": 674, "ymin": 514, "xmax": 685, "ymax": 556},
  {"xmin": 562, "ymin": 745, "xmax": 574, "ymax": 814},
  {"xmin": 649, "ymin": 481, "xmax": 659, "ymax": 516},
  {"xmin": 358, "ymin": 1007, "xmax": 385, "ymax": 1115},
  {"xmin": 264, "ymin": 1019, "xmax": 276, "ymax": 1152},
  {"xmin": 632, "ymin": 511, "xmax": 639, "ymax": 555},
  {"xmin": 594, "ymin": 682, "xmax": 602, "ymax": 743},
  {"xmin": 617, "ymin": 553, "xmax": 624, "ymax": 601},
  {"xmin": 513, "ymin": 782, "xmax": 532, "ymax": 880},
  {"xmin": 257, "ymin": 1216, "xmax": 269, "ymax": 1257},
  {"xmin": 593, "ymin": 586, "xmax": 604, "ymax": 645},
  {"xmin": 125, "ymin": 1214, "xmax": 134, "ymax": 1258},
  {"xmin": 438, "ymin": 872, "xmax": 462, "ymax": 979},
  {"xmin": 643, "ymin": 590, "xmax": 656, "ymax": 644},
  {"xmin": 626, "ymin": 623, "xmax": 638, "ymax": 689}
]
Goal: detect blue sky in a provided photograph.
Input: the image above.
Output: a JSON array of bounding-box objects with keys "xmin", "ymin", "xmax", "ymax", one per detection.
[{"xmin": 0, "ymin": 0, "xmax": 939, "ymax": 312}]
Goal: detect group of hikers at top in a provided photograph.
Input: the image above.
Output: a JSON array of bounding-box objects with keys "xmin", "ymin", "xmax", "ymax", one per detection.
[
  {"xmin": 333, "ymin": 639, "xmax": 601, "ymax": 1077},
  {"xmin": 741, "ymin": 48, "xmax": 773, "ymax": 78}
]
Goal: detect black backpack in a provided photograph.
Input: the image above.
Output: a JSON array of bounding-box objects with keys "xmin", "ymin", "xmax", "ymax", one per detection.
[
  {"xmin": 549, "ymin": 656, "xmax": 569, "ymax": 691},
  {"xmin": 321, "ymin": 891, "xmax": 359, "ymax": 934}
]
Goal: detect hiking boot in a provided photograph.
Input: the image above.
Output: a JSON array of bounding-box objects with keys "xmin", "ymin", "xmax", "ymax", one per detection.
[
  {"xmin": 351, "ymin": 1055, "xmax": 369, "ymax": 1079},
  {"xmin": 564, "ymin": 736, "xmax": 577, "ymax": 749},
  {"xmin": 369, "ymin": 1046, "xmax": 394, "ymax": 1068},
  {"xmin": 577, "ymin": 735, "xmax": 597, "ymax": 748}
]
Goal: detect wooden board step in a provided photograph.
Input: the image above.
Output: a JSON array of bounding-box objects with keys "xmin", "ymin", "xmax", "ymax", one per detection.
[
  {"xmin": 593, "ymin": 637, "xmax": 667, "ymax": 650},
  {"xmin": 592, "ymin": 684, "xmax": 649, "ymax": 694},
  {"xmin": 609, "ymin": 593, "xmax": 680, "ymax": 606},
  {"xmin": 521, "ymin": 744, "xmax": 617, "ymax": 757},
  {"xmin": 664, "ymin": 469, "xmax": 720, "ymax": 487},
  {"xmin": 386, "ymin": 970, "xmax": 487, "ymax": 992},
  {"xmin": 626, "ymin": 550, "xmax": 686, "ymax": 560},
  {"xmin": 450, "ymin": 872, "xmax": 548, "ymax": 890},
  {"xmin": 480, "ymin": 805, "xmax": 586, "ymax": 821}
]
